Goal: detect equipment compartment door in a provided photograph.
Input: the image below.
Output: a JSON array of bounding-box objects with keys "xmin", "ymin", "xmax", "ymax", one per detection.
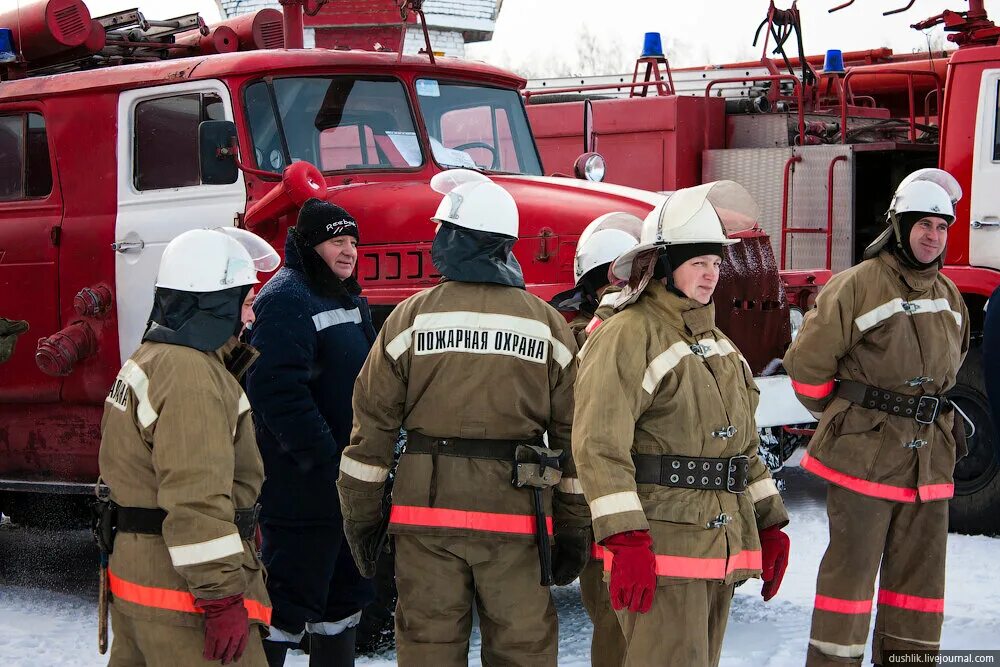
[
  {"xmin": 114, "ymin": 80, "xmax": 247, "ymax": 363},
  {"xmin": 970, "ymin": 68, "xmax": 1000, "ymax": 272}
]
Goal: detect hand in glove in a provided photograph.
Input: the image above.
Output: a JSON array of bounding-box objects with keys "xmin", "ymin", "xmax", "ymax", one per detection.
[
  {"xmin": 195, "ymin": 594, "xmax": 249, "ymax": 665},
  {"xmin": 759, "ymin": 525, "xmax": 790, "ymax": 601},
  {"xmin": 552, "ymin": 525, "xmax": 592, "ymax": 586},
  {"xmin": 343, "ymin": 517, "xmax": 387, "ymax": 579},
  {"xmin": 603, "ymin": 530, "xmax": 656, "ymax": 613}
]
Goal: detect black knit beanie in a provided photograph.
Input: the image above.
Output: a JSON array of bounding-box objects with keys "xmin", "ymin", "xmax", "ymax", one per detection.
[
  {"xmin": 295, "ymin": 198, "xmax": 359, "ymax": 246},
  {"xmin": 664, "ymin": 242, "xmax": 725, "ymax": 270}
]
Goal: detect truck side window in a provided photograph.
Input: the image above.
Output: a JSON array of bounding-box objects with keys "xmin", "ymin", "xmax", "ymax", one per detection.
[
  {"xmin": 133, "ymin": 92, "xmax": 224, "ymax": 191},
  {"xmin": 0, "ymin": 113, "xmax": 53, "ymax": 201}
]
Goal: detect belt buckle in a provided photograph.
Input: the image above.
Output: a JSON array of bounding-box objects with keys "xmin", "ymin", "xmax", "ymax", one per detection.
[
  {"xmin": 915, "ymin": 396, "xmax": 941, "ymax": 424},
  {"xmin": 725, "ymin": 455, "xmax": 749, "ymax": 493}
]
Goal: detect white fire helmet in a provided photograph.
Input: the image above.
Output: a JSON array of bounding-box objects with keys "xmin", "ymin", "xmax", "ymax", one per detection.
[
  {"xmin": 430, "ymin": 169, "xmax": 519, "ymax": 238},
  {"xmin": 864, "ymin": 168, "xmax": 963, "ymax": 259},
  {"xmin": 155, "ymin": 227, "xmax": 280, "ymax": 293},
  {"xmin": 574, "ymin": 212, "xmax": 643, "ymax": 285},
  {"xmin": 611, "ymin": 180, "xmax": 759, "ymax": 282}
]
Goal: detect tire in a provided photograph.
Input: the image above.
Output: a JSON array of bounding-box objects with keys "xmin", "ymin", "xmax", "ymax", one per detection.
[{"xmin": 948, "ymin": 345, "xmax": 1000, "ymax": 535}]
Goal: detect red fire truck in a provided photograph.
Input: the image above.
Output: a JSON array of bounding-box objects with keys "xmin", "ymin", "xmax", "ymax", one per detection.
[
  {"xmin": 0, "ymin": 0, "xmax": 811, "ymax": 539},
  {"xmin": 525, "ymin": 0, "xmax": 1000, "ymax": 534}
]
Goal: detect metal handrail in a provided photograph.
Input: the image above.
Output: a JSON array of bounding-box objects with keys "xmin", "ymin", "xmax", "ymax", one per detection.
[
  {"xmin": 704, "ymin": 74, "xmax": 805, "ymax": 149},
  {"xmin": 780, "ymin": 155, "xmax": 803, "ymax": 270},
  {"xmin": 840, "ymin": 68, "xmax": 942, "ymax": 143},
  {"xmin": 824, "ymin": 155, "xmax": 848, "ymax": 270}
]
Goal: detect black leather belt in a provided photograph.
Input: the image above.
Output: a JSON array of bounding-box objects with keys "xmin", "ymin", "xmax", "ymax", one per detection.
[
  {"xmin": 405, "ymin": 431, "xmax": 545, "ymax": 461},
  {"xmin": 838, "ymin": 379, "xmax": 947, "ymax": 424},
  {"xmin": 633, "ymin": 453, "xmax": 750, "ymax": 493},
  {"xmin": 113, "ymin": 502, "xmax": 260, "ymax": 541}
]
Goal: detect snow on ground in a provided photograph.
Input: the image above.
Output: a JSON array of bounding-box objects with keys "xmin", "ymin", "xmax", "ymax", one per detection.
[{"xmin": 2, "ymin": 469, "xmax": 998, "ymax": 666}]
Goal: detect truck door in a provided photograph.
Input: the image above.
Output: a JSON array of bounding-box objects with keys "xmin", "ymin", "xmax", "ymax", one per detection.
[
  {"xmin": 115, "ymin": 80, "xmax": 247, "ymax": 363},
  {"xmin": 0, "ymin": 108, "xmax": 62, "ymax": 401},
  {"xmin": 969, "ymin": 68, "xmax": 1000, "ymax": 270}
]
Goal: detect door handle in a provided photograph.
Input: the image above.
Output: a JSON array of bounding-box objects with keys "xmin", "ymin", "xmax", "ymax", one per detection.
[
  {"xmin": 972, "ymin": 220, "xmax": 1000, "ymax": 229},
  {"xmin": 111, "ymin": 240, "xmax": 145, "ymax": 253}
]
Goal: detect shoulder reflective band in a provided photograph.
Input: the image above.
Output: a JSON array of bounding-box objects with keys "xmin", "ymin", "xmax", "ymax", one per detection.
[
  {"xmin": 108, "ymin": 571, "xmax": 271, "ymax": 624},
  {"xmin": 389, "ymin": 505, "xmax": 552, "ymax": 535}
]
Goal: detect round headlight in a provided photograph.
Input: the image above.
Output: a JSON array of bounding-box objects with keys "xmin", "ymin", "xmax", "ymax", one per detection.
[
  {"xmin": 584, "ymin": 154, "xmax": 606, "ymax": 182},
  {"xmin": 789, "ymin": 307, "xmax": 804, "ymax": 340},
  {"xmin": 573, "ymin": 152, "xmax": 606, "ymax": 182}
]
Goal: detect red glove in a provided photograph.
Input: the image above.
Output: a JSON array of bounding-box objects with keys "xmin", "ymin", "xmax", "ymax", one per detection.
[
  {"xmin": 759, "ymin": 525, "xmax": 790, "ymax": 601},
  {"xmin": 195, "ymin": 594, "xmax": 249, "ymax": 665},
  {"xmin": 602, "ymin": 530, "xmax": 657, "ymax": 613}
]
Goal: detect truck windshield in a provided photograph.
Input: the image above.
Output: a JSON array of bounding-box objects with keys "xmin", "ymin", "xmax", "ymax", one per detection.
[
  {"xmin": 244, "ymin": 76, "xmax": 425, "ymax": 174},
  {"xmin": 414, "ymin": 79, "xmax": 542, "ymax": 175},
  {"xmin": 244, "ymin": 76, "xmax": 542, "ymax": 176}
]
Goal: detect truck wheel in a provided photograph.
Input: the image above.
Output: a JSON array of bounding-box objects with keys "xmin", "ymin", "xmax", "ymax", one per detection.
[{"xmin": 948, "ymin": 345, "xmax": 1000, "ymax": 535}]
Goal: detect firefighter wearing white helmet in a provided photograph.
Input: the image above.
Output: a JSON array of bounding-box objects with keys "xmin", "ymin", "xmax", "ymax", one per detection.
[
  {"xmin": 98, "ymin": 227, "xmax": 279, "ymax": 666},
  {"xmin": 784, "ymin": 168, "xmax": 970, "ymax": 666},
  {"xmin": 339, "ymin": 170, "xmax": 587, "ymax": 665},
  {"xmin": 551, "ymin": 211, "xmax": 643, "ymax": 348},
  {"xmin": 573, "ymin": 181, "xmax": 789, "ymax": 667}
]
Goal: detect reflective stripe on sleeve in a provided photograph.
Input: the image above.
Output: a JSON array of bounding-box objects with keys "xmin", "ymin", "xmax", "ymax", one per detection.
[
  {"xmin": 340, "ymin": 455, "xmax": 390, "ymax": 484},
  {"xmin": 167, "ymin": 532, "xmax": 243, "ymax": 567},
  {"xmin": 589, "ymin": 491, "xmax": 644, "ymax": 519},
  {"xmin": 108, "ymin": 570, "xmax": 271, "ymax": 624},
  {"xmin": 791, "ymin": 379, "xmax": 836, "ymax": 400},
  {"xmin": 747, "ymin": 478, "xmax": 780, "ymax": 503},
  {"xmin": 557, "ymin": 476, "xmax": 585, "ymax": 495}
]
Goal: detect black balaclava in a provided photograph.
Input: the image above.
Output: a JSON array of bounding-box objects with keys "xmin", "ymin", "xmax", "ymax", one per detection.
[
  {"xmin": 143, "ymin": 284, "xmax": 251, "ymax": 352},
  {"xmin": 653, "ymin": 242, "xmax": 725, "ymax": 299},
  {"xmin": 892, "ymin": 211, "xmax": 943, "ymax": 270},
  {"xmin": 430, "ymin": 222, "xmax": 525, "ymax": 289}
]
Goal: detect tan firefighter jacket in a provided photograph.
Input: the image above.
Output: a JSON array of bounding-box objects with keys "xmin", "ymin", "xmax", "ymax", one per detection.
[
  {"xmin": 574, "ymin": 281, "xmax": 788, "ymax": 585},
  {"xmin": 783, "ymin": 251, "xmax": 970, "ymax": 503},
  {"xmin": 338, "ymin": 280, "xmax": 589, "ymax": 544},
  {"xmin": 99, "ymin": 339, "xmax": 270, "ymax": 629}
]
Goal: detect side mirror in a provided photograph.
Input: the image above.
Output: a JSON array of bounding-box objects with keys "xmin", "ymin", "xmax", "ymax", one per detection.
[{"xmin": 199, "ymin": 120, "xmax": 239, "ymax": 185}]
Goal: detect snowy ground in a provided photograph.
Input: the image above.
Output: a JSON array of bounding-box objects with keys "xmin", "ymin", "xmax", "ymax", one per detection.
[{"xmin": 1, "ymin": 469, "xmax": 998, "ymax": 666}]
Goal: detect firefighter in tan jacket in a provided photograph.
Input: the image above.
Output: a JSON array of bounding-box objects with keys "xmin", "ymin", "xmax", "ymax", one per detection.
[
  {"xmin": 784, "ymin": 169, "xmax": 970, "ymax": 667},
  {"xmin": 553, "ymin": 211, "xmax": 642, "ymax": 667},
  {"xmin": 336, "ymin": 170, "xmax": 590, "ymax": 666},
  {"xmin": 98, "ymin": 228, "xmax": 279, "ymax": 666},
  {"xmin": 574, "ymin": 182, "xmax": 790, "ymax": 667}
]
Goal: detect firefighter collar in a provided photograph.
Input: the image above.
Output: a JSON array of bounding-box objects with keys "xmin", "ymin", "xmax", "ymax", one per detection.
[
  {"xmin": 878, "ymin": 250, "xmax": 939, "ymax": 294},
  {"xmin": 430, "ymin": 223, "xmax": 525, "ymax": 289}
]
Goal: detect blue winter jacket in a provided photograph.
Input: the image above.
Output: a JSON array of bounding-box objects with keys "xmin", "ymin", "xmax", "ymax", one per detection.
[{"xmin": 247, "ymin": 232, "xmax": 376, "ymax": 523}]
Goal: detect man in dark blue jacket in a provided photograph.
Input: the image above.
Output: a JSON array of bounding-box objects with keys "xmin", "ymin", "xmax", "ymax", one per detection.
[
  {"xmin": 985, "ymin": 285, "xmax": 1000, "ymax": 436},
  {"xmin": 247, "ymin": 198, "xmax": 376, "ymax": 667}
]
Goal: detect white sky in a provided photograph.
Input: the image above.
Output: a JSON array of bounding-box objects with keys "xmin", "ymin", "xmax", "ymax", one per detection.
[{"xmin": 76, "ymin": 0, "xmax": 999, "ymax": 73}]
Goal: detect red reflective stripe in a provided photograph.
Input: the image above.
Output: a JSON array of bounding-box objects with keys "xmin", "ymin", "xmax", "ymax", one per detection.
[
  {"xmin": 919, "ymin": 483, "xmax": 955, "ymax": 501},
  {"xmin": 585, "ymin": 316, "xmax": 603, "ymax": 335},
  {"xmin": 590, "ymin": 542, "xmax": 605, "ymax": 561},
  {"xmin": 602, "ymin": 550, "xmax": 761, "ymax": 579},
  {"xmin": 389, "ymin": 505, "xmax": 552, "ymax": 535},
  {"xmin": 801, "ymin": 453, "xmax": 918, "ymax": 502},
  {"xmin": 108, "ymin": 571, "xmax": 272, "ymax": 624},
  {"xmin": 878, "ymin": 590, "xmax": 944, "ymax": 613},
  {"xmin": 791, "ymin": 379, "xmax": 836, "ymax": 399},
  {"xmin": 814, "ymin": 594, "xmax": 874, "ymax": 615}
]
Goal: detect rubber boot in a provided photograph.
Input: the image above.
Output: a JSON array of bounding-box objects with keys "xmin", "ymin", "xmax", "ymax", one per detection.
[
  {"xmin": 309, "ymin": 626, "xmax": 357, "ymax": 667},
  {"xmin": 263, "ymin": 640, "xmax": 288, "ymax": 667}
]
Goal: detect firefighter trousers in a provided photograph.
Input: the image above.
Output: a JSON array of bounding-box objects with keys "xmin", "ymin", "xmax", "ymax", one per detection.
[
  {"xmin": 579, "ymin": 556, "xmax": 626, "ymax": 667},
  {"xmin": 614, "ymin": 579, "xmax": 734, "ymax": 667},
  {"xmin": 393, "ymin": 533, "xmax": 559, "ymax": 667},
  {"xmin": 807, "ymin": 484, "xmax": 947, "ymax": 666},
  {"xmin": 108, "ymin": 605, "xmax": 267, "ymax": 666}
]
